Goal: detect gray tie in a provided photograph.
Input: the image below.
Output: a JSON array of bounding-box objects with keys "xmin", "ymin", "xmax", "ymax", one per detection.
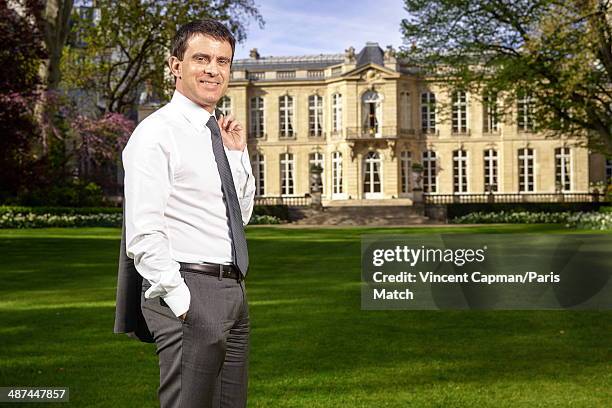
[{"xmin": 206, "ymin": 115, "xmax": 249, "ymax": 277}]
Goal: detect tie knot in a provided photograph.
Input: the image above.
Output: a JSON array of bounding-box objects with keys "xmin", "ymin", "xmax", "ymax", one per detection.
[{"xmin": 206, "ymin": 115, "xmax": 219, "ymax": 131}]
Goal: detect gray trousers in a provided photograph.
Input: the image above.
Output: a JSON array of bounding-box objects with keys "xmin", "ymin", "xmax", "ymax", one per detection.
[{"xmin": 141, "ymin": 270, "xmax": 249, "ymax": 408}]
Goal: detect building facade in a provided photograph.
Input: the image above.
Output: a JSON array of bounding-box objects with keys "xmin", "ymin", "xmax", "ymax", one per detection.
[{"xmin": 221, "ymin": 43, "xmax": 609, "ymax": 204}]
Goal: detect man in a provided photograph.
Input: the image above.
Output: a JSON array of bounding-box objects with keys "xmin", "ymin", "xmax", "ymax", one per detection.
[{"xmin": 115, "ymin": 19, "xmax": 255, "ymax": 407}]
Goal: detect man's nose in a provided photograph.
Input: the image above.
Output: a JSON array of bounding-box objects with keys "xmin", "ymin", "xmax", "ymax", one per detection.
[{"xmin": 204, "ymin": 60, "xmax": 219, "ymax": 76}]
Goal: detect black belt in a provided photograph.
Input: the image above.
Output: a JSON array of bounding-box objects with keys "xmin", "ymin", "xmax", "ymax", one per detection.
[{"xmin": 179, "ymin": 262, "xmax": 242, "ymax": 281}]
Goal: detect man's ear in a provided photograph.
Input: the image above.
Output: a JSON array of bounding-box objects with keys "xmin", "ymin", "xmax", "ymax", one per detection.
[{"xmin": 168, "ymin": 56, "xmax": 182, "ymax": 79}]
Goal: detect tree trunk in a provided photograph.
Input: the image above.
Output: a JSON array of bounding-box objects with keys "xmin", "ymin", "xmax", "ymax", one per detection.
[
  {"xmin": 34, "ymin": 0, "xmax": 73, "ymax": 154},
  {"xmin": 39, "ymin": 0, "xmax": 73, "ymax": 89}
]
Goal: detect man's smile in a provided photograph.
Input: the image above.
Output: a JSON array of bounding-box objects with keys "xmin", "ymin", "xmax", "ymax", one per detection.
[{"xmin": 199, "ymin": 79, "xmax": 221, "ymax": 86}]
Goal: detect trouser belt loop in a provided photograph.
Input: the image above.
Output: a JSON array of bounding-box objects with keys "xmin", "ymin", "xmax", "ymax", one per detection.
[{"xmin": 218, "ymin": 264, "xmax": 223, "ymax": 281}]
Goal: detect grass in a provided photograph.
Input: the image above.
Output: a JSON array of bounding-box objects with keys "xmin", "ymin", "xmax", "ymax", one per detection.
[{"xmin": 0, "ymin": 224, "xmax": 610, "ymax": 407}]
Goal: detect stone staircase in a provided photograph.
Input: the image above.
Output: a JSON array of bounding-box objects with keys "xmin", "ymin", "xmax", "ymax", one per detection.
[{"xmin": 289, "ymin": 205, "xmax": 434, "ymax": 226}]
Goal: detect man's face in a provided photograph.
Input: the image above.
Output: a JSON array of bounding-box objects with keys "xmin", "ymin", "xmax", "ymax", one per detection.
[{"xmin": 171, "ymin": 34, "xmax": 232, "ymax": 112}]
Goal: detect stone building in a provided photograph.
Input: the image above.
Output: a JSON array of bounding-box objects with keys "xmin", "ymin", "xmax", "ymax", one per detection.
[{"xmin": 165, "ymin": 42, "xmax": 612, "ymax": 205}]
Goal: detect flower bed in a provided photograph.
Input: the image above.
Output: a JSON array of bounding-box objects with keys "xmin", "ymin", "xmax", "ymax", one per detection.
[
  {"xmin": 0, "ymin": 209, "xmax": 282, "ymax": 228},
  {"xmin": 0, "ymin": 211, "xmax": 122, "ymax": 228},
  {"xmin": 452, "ymin": 211, "xmax": 612, "ymax": 230}
]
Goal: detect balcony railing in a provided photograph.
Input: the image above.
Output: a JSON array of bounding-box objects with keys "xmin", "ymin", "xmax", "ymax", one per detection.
[
  {"xmin": 307, "ymin": 70, "xmax": 324, "ymax": 79},
  {"xmin": 451, "ymin": 129, "xmax": 471, "ymax": 136},
  {"xmin": 277, "ymin": 71, "xmax": 296, "ymax": 80},
  {"xmin": 248, "ymin": 71, "xmax": 265, "ymax": 80},
  {"xmin": 308, "ymin": 131, "xmax": 325, "ymax": 138},
  {"xmin": 424, "ymin": 193, "xmax": 607, "ymax": 205},
  {"xmin": 346, "ymin": 126, "xmax": 412, "ymax": 140},
  {"xmin": 278, "ymin": 132, "xmax": 296, "ymax": 139},
  {"xmin": 255, "ymin": 196, "xmax": 312, "ymax": 207}
]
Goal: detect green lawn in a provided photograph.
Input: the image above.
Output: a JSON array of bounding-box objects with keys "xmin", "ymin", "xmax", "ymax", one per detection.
[{"xmin": 0, "ymin": 225, "xmax": 610, "ymax": 407}]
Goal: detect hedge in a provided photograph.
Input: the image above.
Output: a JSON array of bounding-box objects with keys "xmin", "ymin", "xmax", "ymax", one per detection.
[
  {"xmin": 0, "ymin": 209, "xmax": 281, "ymax": 228},
  {"xmin": 446, "ymin": 202, "xmax": 607, "ymax": 219},
  {"xmin": 452, "ymin": 210, "xmax": 612, "ymax": 230}
]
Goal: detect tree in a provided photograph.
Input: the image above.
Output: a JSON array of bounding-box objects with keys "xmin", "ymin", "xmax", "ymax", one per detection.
[
  {"xmin": 400, "ymin": 0, "xmax": 612, "ymax": 154},
  {"xmin": 39, "ymin": 0, "xmax": 74, "ymax": 89},
  {"xmin": 0, "ymin": 0, "xmax": 47, "ymax": 200},
  {"xmin": 62, "ymin": 0, "xmax": 264, "ymax": 114},
  {"xmin": 73, "ymin": 111, "xmax": 134, "ymax": 194}
]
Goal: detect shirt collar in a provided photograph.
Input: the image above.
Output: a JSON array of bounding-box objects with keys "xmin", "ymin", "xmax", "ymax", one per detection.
[{"xmin": 170, "ymin": 90, "xmax": 216, "ymax": 129}]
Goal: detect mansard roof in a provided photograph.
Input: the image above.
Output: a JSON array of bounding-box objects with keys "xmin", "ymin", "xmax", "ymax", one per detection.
[
  {"xmin": 232, "ymin": 53, "xmax": 344, "ymax": 71},
  {"xmin": 231, "ymin": 42, "xmax": 421, "ymax": 76},
  {"xmin": 355, "ymin": 42, "xmax": 385, "ymax": 67}
]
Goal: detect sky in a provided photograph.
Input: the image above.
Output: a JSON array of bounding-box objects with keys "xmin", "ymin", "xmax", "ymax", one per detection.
[{"xmin": 233, "ymin": 0, "xmax": 408, "ymax": 59}]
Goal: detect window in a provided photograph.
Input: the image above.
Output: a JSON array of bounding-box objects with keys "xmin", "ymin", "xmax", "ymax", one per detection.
[
  {"xmin": 421, "ymin": 92, "xmax": 436, "ymax": 134},
  {"xmin": 251, "ymin": 153, "xmax": 265, "ymax": 196},
  {"xmin": 218, "ymin": 96, "xmax": 231, "ymax": 116},
  {"xmin": 483, "ymin": 149, "xmax": 498, "ymax": 192},
  {"xmin": 363, "ymin": 151, "xmax": 382, "ymax": 195},
  {"xmin": 280, "ymin": 153, "xmax": 294, "ymax": 195},
  {"xmin": 332, "ymin": 151, "xmax": 343, "ymax": 195},
  {"xmin": 483, "ymin": 92, "xmax": 499, "ymax": 133},
  {"xmin": 400, "ymin": 92, "xmax": 411, "ymax": 129},
  {"xmin": 362, "ymin": 91, "xmax": 381, "ymax": 135},
  {"xmin": 518, "ymin": 148, "xmax": 535, "ymax": 192},
  {"xmin": 517, "ymin": 91, "xmax": 535, "ymax": 132},
  {"xmin": 400, "ymin": 151, "xmax": 411, "ymax": 193},
  {"xmin": 555, "ymin": 147, "xmax": 571, "ymax": 191},
  {"xmin": 308, "ymin": 152, "xmax": 323, "ymax": 193},
  {"xmin": 308, "ymin": 95, "xmax": 323, "ymax": 137},
  {"xmin": 422, "ymin": 150, "xmax": 437, "ymax": 193},
  {"xmin": 332, "ymin": 93, "xmax": 342, "ymax": 133},
  {"xmin": 309, "ymin": 152, "xmax": 324, "ymax": 193},
  {"xmin": 453, "ymin": 149, "xmax": 468, "ymax": 193},
  {"xmin": 279, "ymin": 95, "xmax": 294, "ymax": 138},
  {"xmin": 452, "ymin": 90, "xmax": 468, "ymax": 134},
  {"xmin": 249, "ymin": 96, "xmax": 265, "ymax": 138}
]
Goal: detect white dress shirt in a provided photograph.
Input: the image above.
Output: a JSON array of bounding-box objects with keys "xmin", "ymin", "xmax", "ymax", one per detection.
[{"xmin": 123, "ymin": 90, "xmax": 256, "ymax": 317}]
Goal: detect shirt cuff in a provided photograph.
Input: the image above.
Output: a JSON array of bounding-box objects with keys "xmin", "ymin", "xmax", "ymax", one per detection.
[
  {"xmin": 225, "ymin": 148, "xmax": 245, "ymax": 163},
  {"xmin": 161, "ymin": 280, "xmax": 191, "ymax": 317}
]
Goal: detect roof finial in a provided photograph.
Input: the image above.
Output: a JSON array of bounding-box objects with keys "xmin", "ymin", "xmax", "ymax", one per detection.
[{"xmin": 249, "ymin": 48, "xmax": 260, "ymax": 59}]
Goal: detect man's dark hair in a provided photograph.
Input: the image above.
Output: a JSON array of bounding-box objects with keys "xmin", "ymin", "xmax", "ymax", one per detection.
[{"xmin": 171, "ymin": 19, "xmax": 236, "ymax": 64}]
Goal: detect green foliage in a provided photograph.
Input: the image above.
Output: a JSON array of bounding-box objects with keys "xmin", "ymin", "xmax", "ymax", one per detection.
[
  {"xmin": 0, "ymin": 210, "xmax": 121, "ymax": 228},
  {"xmin": 1, "ymin": 226, "xmax": 611, "ymax": 406},
  {"xmin": 446, "ymin": 202, "xmax": 607, "ymax": 219},
  {"xmin": 62, "ymin": 0, "xmax": 264, "ymax": 113},
  {"xmin": 452, "ymin": 210, "xmax": 612, "ymax": 230},
  {"xmin": 0, "ymin": 0, "xmax": 47, "ymax": 201},
  {"xmin": 253, "ymin": 204, "xmax": 290, "ymax": 221},
  {"xmin": 0, "ymin": 205, "xmax": 280, "ymax": 228},
  {"xmin": 14, "ymin": 179, "xmax": 107, "ymax": 207},
  {"xmin": 248, "ymin": 214, "xmax": 282, "ymax": 225},
  {"xmin": 400, "ymin": 0, "xmax": 612, "ymax": 154},
  {"xmin": 0, "ymin": 206, "xmax": 121, "ymax": 215}
]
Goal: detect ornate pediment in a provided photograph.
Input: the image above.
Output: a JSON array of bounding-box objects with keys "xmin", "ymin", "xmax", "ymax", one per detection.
[{"xmin": 343, "ymin": 63, "xmax": 399, "ymax": 81}]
